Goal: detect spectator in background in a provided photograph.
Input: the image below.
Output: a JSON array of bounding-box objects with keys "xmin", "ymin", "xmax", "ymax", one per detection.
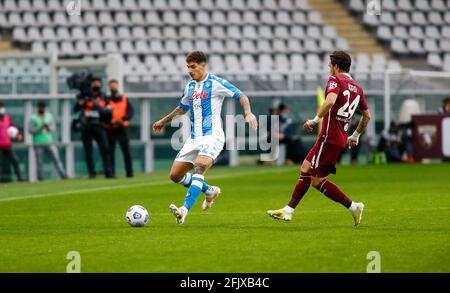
[
  {"xmin": 28, "ymin": 101, "xmax": 67, "ymax": 181},
  {"xmin": 74, "ymin": 77, "xmax": 114, "ymax": 179},
  {"xmin": 378, "ymin": 122, "xmax": 414, "ymax": 162},
  {"xmin": 0, "ymin": 102, "xmax": 25, "ymax": 182},
  {"xmin": 438, "ymin": 97, "xmax": 450, "ymax": 114},
  {"xmin": 104, "ymin": 80, "xmax": 134, "ymax": 178},
  {"xmin": 278, "ymin": 104, "xmax": 306, "ymax": 164}
]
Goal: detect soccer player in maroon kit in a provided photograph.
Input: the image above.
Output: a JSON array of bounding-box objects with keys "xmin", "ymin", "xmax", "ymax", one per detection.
[{"xmin": 268, "ymin": 51, "xmax": 371, "ymax": 226}]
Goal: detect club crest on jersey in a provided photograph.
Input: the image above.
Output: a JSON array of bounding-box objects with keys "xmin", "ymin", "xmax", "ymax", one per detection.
[{"xmin": 328, "ymin": 81, "xmax": 338, "ymax": 90}]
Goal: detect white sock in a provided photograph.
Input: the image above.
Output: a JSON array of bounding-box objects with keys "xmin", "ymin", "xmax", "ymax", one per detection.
[
  {"xmin": 348, "ymin": 202, "xmax": 357, "ymax": 213},
  {"xmin": 283, "ymin": 205, "xmax": 295, "ymax": 213},
  {"xmin": 177, "ymin": 173, "xmax": 192, "ymax": 187}
]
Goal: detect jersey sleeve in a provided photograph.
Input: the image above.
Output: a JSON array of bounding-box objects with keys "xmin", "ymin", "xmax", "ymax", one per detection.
[
  {"xmin": 358, "ymin": 90, "xmax": 369, "ymax": 111},
  {"xmin": 178, "ymin": 84, "xmax": 190, "ymax": 111},
  {"xmin": 325, "ymin": 76, "xmax": 341, "ymax": 96},
  {"xmin": 213, "ymin": 77, "xmax": 242, "ymax": 100}
]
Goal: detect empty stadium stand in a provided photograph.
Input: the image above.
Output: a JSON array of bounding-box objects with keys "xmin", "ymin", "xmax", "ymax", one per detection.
[
  {"xmin": 0, "ymin": 0, "xmax": 403, "ymax": 93},
  {"xmin": 344, "ymin": 0, "xmax": 450, "ymax": 71}
]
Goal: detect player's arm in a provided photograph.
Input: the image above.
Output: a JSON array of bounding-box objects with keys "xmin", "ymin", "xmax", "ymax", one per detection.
[
  {"xmin": 303, "ymin": 92, "xmax": 338, "ymax": 133},
  {"xmin": 347, "ymin": 109, "xmax": 371, "ymax": 148},
  {"xmin": 239, "ymin": 94, "xmax": 258, "ymax": 130},
  {"xmin": 152, "ymin": 106, "xmax": 188, "ymax": 134}
]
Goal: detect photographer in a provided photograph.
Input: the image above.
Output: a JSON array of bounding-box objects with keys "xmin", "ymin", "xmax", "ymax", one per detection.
[
  {"xmin": 104, "ymin": 80, "xmax": 134, "ymax": 178},
  {"xmin": 73, "ymin": 77, "xmax": 114, "ymax": 179}
]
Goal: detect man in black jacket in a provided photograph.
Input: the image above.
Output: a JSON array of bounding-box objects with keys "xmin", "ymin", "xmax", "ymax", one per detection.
[{"xmin": 73, "ymin": 77, "xmax": 114, "ymax": 179}]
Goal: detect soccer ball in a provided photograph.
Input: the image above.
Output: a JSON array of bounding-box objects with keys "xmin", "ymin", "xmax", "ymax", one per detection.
[
  {"xmin": 126, "ymin": 205, "xmax": 149, "ymax": 227},
  {"xmin": 7, "ymin": 126, "xmax": 19, "ymax": 139}
]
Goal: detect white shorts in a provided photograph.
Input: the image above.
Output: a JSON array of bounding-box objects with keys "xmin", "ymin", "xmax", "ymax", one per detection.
[{"xmin": 175, "ymin": 135, "xmax": 225, "ymax": 164}]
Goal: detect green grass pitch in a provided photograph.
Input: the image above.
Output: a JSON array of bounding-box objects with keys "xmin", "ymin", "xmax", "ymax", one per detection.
[{"xmin": 0, "ymin": 163, "xmax": 449, "ymax": 272}]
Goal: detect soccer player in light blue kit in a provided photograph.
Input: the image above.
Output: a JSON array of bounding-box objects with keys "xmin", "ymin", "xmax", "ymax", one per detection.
[{"xmin": 152, "ymin": 51, "xmax": 258, "ymax": 224}]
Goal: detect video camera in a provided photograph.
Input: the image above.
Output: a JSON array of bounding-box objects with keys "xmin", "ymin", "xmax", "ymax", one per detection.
[{"xmin": 66, "ymin": 72, "xmax": 95, "ymax": 99}]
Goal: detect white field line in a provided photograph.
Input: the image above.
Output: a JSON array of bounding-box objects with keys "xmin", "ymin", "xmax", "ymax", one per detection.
[{"xmin": 0, "ymin": 168, "xmax": 292, "ymax": 203}]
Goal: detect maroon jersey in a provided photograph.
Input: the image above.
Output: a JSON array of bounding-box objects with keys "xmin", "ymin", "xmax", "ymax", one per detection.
[{"xmin": 319, "ymin": 73, "xmax": 368, "ymax": 148}]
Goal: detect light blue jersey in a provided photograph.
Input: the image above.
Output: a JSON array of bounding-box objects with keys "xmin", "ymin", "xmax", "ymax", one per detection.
[{"xmin": 178, "ymin": 73, "xmax": 242, "ymax": 139}]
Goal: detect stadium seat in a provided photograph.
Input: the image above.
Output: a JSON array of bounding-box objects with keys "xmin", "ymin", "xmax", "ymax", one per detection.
[
  {"xmin": 393, "ymin": 26, "xmax": 409, "ymax": 40},
  {"xmin": 431, "ymin": 0, "xmax": 447, "ymax": 11},
  {"xmin": 227, "ymin": 11, "xmax": 241, "ymax": 25},
  {"xmin": 428, "ymin": 11, "xmax": 444, "ymax": 25},
  {"xmin": 409, "ymin": 26, "xmax": 424, "ymax": 39},
  {"xmin": 256, "ymin": 39, "xmax": 272, "ymax": 53},
  {"xmin": 90, "ymin": 41, "xmax": 105, "ymax": 55},
  {"xmin": 440, "ymin": 39, "xmax": 450, "ymax": 52},
  {"xmin": 225, "ymin": 40, "xmax": 240, "ymax": 54},
  {"xmin": 243, "ymin": 26, "xmax": 258, "ymax": 39},
  {"xmin": 13, "ymin": 28, "xmax": 27, "ymax": 42},
  {"xmin": 397, "ymin": 0, "xmax": 414, "ymax": 11},
  {"xmin": 415, "ymin": 0, "xmax": 431, "ymax": 11},
  {"xmin": 391, "ymin": 39, "xmax": 408, "ymax": 54},
  {"xmin": 23, "ymin": 12, "xmax": 36, "ymax": 26},
  {"xmin": 274, "ymin": 26, "xmax": 290, "ymax": 40},
  {"xmin": 380, "ymin": 12, "xmax": 396, "ymax": 25},
  {"xmin": 407, "ymin": 39, "xmax": 424, "ymax": 54},
  {"xmin": 396, "ymin": 12, "xmax": 411, "ymax": 26},
  {"xmin": 287, "ymin": 39, "xmax": 302, "ymax": 52},
  {"xmin": 212, "ymin": 11, "xmax": 226, "ymax": 24},
  {"xmin": 382, "ymin": 0, "xmax": 397, "ymax": 11},
  {"xmin": 180, "ymin": 39, "xmax": 194, "ymax": 53},
  {"xmin": 258, "ymin": 54, "xmax": 274, "ymax": 72},
  {"xmin": 180, "ymin": 26, "xmax": 195, "ymax": 39},
  {"xmin": 132, "ymin": 27, "xmax": 147, "ymax": 39},
  {"xmin": 377, "ymin": 26, "xmax": 393, "ymax": 41},
  {"xmin": 241, "ymin": 40, "xmax": 256, "ymax": 53},
  {"xmin": 42, "ymin": 27, "xmax": 56, "ymax": 41},
  {"xmin": 425, "ymin": 26, "xmax": 441, "ymax": 39},
  {"xmin": 60, "ymin": 41, "xmax": 75, "ymax": 56},
  {"xmin": 424, "ymin": 39, "xmax": 440, "ymax": 53},
  {"xmin": 148, "ymin": 27, "xmax": 162, "ymax": 39},
  {"xmin": 241, "ymin": 54, "xmax": 257, "ymax": 73},
  {"xmin": 349, "ymin": 0, "xmax": 365, "ymax": 12},
  {"xmin": 243, "ymin": 11, "xmax": 258, "ymax": 25},
  {"xmin": 412, "ymin": 12, "xmax": 428, "ymax": 25}
]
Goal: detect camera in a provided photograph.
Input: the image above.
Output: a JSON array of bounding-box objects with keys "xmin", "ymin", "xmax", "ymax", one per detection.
[{"xmin": 66, "ymin": 72, "xmax": 95, "ymax": 99}]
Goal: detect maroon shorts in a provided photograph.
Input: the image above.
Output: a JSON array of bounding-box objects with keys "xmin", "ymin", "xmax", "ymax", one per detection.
[{"xmin": 305, "ymin": 141, "xmax": 344, "ymax": 178}]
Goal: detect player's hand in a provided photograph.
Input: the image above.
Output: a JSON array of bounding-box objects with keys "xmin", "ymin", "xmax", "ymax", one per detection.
[
  {"xmin": 245, "ymin": 112, "xmax": 258, "ymax": 130},
  {"xmin": 347, "ymin": 131, "xmax": 361, "ymax": 149},
  {"xmin": 152, "ymin": 120, "xmax": 165, "ymax": 133},
  {"xmin": 17, "ymin": 132, "xmax": 23, "ymax": 142},
  {"xmin": 303, "ymin": 120, "xmax": 317, "ymax": 133}
]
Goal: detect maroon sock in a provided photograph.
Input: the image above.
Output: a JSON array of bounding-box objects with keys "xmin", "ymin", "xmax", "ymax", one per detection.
[
  {"xmin": 315, "ymin": 179, "xmax": 352, "ymax": 208},
  {"xmin": 288, "ymin": 172, "xmax": 312, "ymax": 209}
]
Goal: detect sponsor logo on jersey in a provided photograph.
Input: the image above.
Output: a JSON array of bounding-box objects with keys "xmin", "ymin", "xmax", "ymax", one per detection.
[{"xmin": 189, "ymin": 91, "xmax": 209, "ymax": 101}]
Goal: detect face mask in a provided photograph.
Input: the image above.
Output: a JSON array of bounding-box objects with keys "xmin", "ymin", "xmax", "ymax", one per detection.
[
  {"xmin": 0, "ymin": 108, "xmax": 5, "ymax": 115},
  {"xmin": 92, "ymin": 86, "xmax": 101, "ymax": 93},
  {"xmin": 110, "ymin": 89, "xmax": 119, "ymax": 96}
]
